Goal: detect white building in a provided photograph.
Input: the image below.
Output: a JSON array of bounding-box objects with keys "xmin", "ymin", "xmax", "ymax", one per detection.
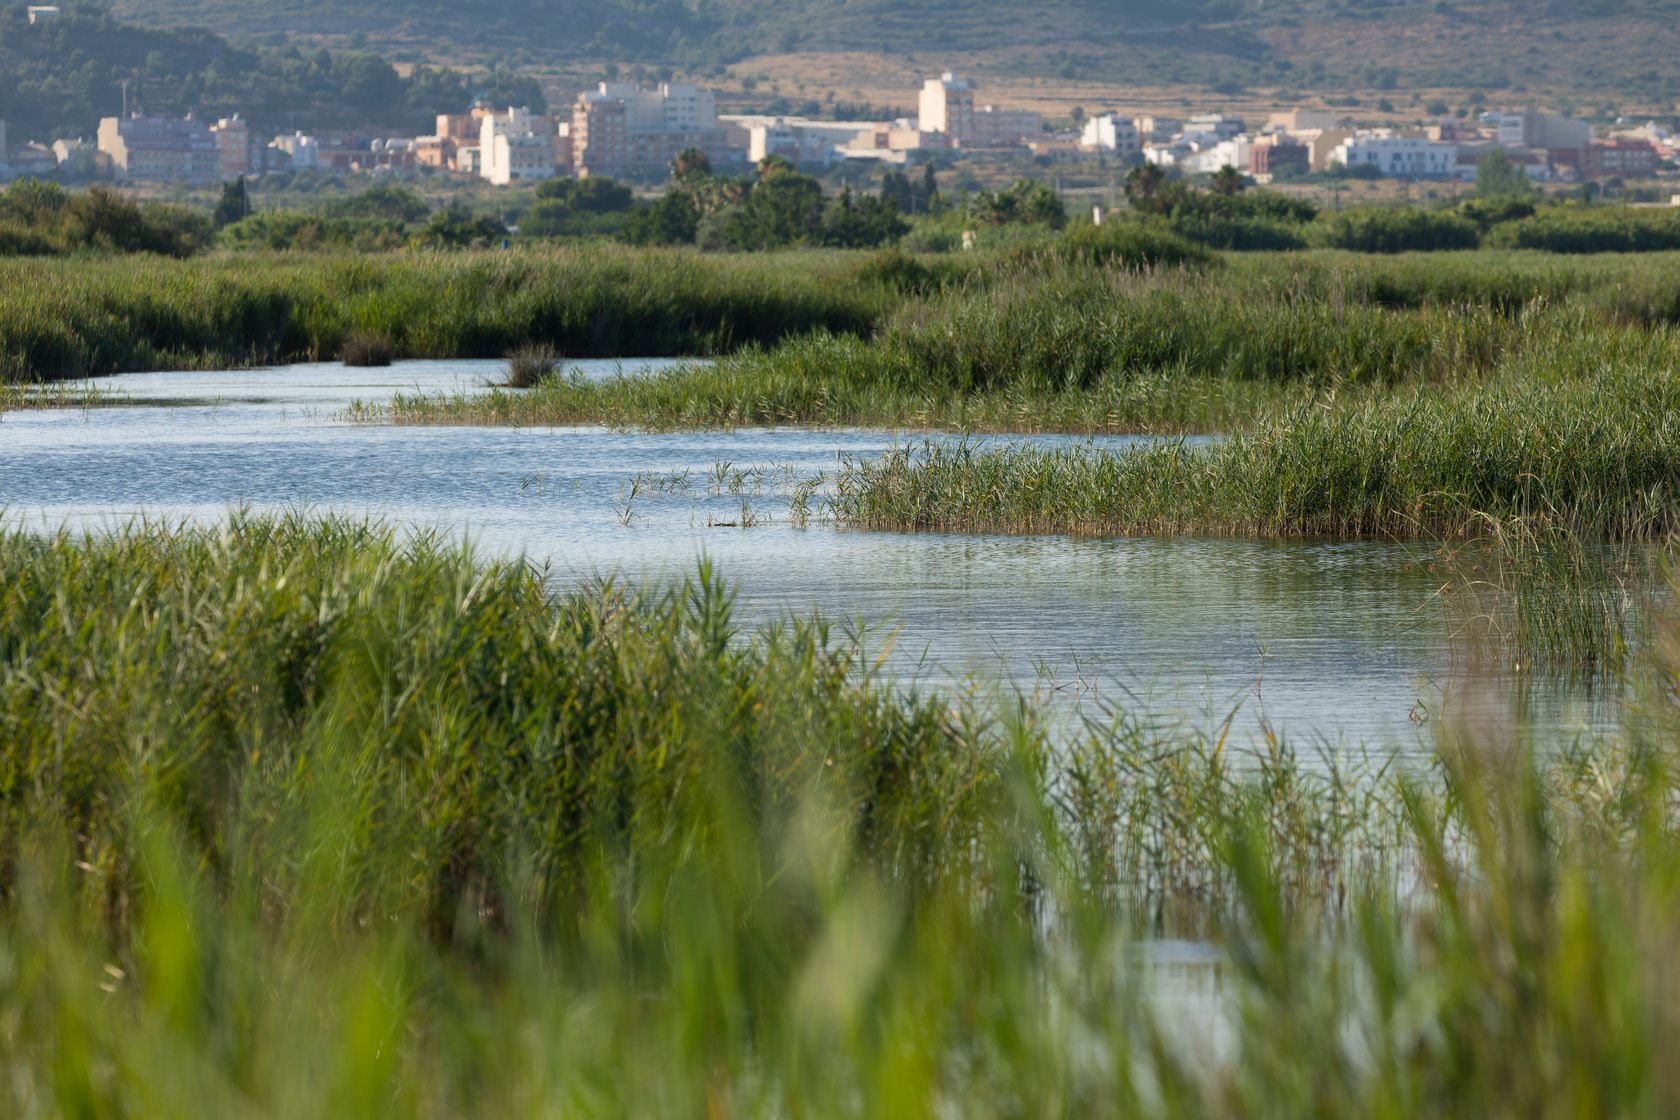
[
  {"xmin": 480, "ymin": 106, "xmax": 560, "ymax": 184},
  {"xmin": 593, "ymin": 82, "xmax": 718, "ymax": 134},
  {"xmin": 271, "ymin": 132, "xmax": 319, "ymax": 170},
  {"xmin": 727, "ymin": 116, "xmax": 883, "ymax": 166},
  {"xmin": 1080, "ymin": 114, "xmax": 1140, "ymax": 156},
  {"xmin": 1182, "ymin": 114, "xmax": 1244, "ymax": 145},
  {"xmin": 26, "ymin": 5, "xmax": 59, "ymax": 24},
  {"xmin": 1180, "ymin": 136, "xmax": 1252, "ymax": 176},
  {"xmin": 1331, "ymin": 133, "xmax": 1458, "ymax": 178}
]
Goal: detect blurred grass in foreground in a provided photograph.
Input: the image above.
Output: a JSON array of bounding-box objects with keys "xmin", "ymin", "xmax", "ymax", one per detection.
[{"xmin": 3, "ymin": 515, "xmax": 1680, "ymax": 1116}]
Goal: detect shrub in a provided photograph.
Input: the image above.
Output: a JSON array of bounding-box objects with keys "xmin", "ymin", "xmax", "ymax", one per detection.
[
  {"xmin": 505, "ymin": 342, "xmax": 561, "ymax": 387},
  {"xmin": 1486, "ymin": 209, "xmax": 1680, "ymax": 253},
  {"xmin": 1313, "ymin": 208, "xmax": 1481, "ymax": 253},
  {"xmin": 1055, "ymin": 220, "xmax": 1216, "ymax": 269},
  {"xmin": 340, "ymin": 330, "xmax": 394, "ymax": 367}
]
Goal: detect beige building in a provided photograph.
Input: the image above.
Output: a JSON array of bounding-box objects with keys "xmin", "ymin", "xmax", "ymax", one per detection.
[
  {"xmin": 1298, "ymin": 128, "xmax": 1353, "ymax": 172},
  {"xmin": 917, "ymin": 72, "xmax": 1040, "ymax": 146},
  {"xmin": 918, "ymin": 72, "xmax": 975, "ymax": 139},
  {"xmin": 1268, "ymin": 109, "xmax": 1343, "ymax": 134},
  {"xmin": 572, "ymin": 82, "xmax": 727, "ymax": 178},
  {"xmin": 210, "ymin": 115, "xmax": 251, "ymax": 178},
  {"xmin": 97, "ymin": 114, "xmax": 221, "ymax": 184},
  {"xmin": 572, "ymin": 92, "xmax": 629, "ymax": 178}
]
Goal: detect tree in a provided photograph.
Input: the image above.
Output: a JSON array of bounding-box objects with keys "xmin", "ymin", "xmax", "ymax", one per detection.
[
  {"xmin": 817, "ymin": 187, "xmax": 909, "ymax": 248},
  {"xmin": 671, "ymin": 147, "xmax": 712, "ymax": 181},
  {"xmin": 919, "ymin": 163, "xmax": 941, "ymax": 213},
  {"xmin": 621, "ymin": 191, "xmax": 700, "ymax": 246},
  {"xmin": 212, "ymin": 176, "xmax": 250, "ymax": 229},
  {"xmin": 534, "ymin": 177, "xmax": 635, "ymax": 213},
  {"xmin": 972, "ymin": 180, "xmax": 1066, "ymax": 229},
  {"xmin": 1124, "ymin": 162, "xmax": 1167, "ymax": 208},
  {"xmin": 881, "ymin": 169, "xmax": 915, "ymax": 213},
  {"xmin": 719, "ymin": 163, "xmax": 826, "ymax": 249},
  {"xmin": 324, "ymin": 185, "xmax": 429, "ymax": 223},
  {"xmin": 1476, "ymin": 147, "xmax": 1535, "ymax": 198},
  {"xmin": 414, "ymin": 206, "xmax": 508, "ymax": 249},
  {"xmin": 1209, "ymin": 165, "xmax": 1246, "ymax": 197}
]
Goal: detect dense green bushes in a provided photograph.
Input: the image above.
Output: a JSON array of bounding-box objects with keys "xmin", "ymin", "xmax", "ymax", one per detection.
[
  {"xmin": 0, "ymin": 248, "xmax": 894, "ymax": 380},
  {"xmin": 0, "ymin": 178, "xmax": 209, "ymax": 257},
  {"xmin": 218, "ymin": 211, "xmax": 412, "ymax": 251},
  {"xmin": 1312, "ymin": 207, "xmax": 1481, "ymax": 252},
  {"xmin": 1488, "ymin": 207, "xmax": 1680, "ymax": 253}
]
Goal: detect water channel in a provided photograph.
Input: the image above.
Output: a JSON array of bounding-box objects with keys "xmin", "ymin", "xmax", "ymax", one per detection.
[{"xmin": 0, "ymin": 358, "xmax": 1613, "ymax": 751}]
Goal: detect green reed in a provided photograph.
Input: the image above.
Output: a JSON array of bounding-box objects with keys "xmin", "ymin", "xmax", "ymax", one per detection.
[
  {"xmin": 378, "ymin": 250, "xmax": 1680, "ymax": 433},
  {"xmin": 4, "ymin": 516, "xmax": 1680, "ymax": 1115},
  {"xmin": 0, "ymin": 246, "xmax": 896, "ymax": 382}
]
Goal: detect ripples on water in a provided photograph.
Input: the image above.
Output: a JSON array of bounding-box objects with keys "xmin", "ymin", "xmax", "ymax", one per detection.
[{"xmin": 0, "ymin": 359, "xmax": 1614, "ymax": 749}]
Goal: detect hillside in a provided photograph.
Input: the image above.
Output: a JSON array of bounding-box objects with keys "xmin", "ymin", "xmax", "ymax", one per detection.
[
  {"xmin": 9, "ymin": 0, "xmax": 1680, "ymax": 144},
  {"xmin": 94, "ymin": 0, "xmax": 1680, "ymax": 106},
  {"xmin": 0, "ymin": 3, "xmax": 544, "ymax": 141}
]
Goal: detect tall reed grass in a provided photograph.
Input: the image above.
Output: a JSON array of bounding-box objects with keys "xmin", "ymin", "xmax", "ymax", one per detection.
[
  {"xmin": 0, "ymin": 246, "xmax": 894, "ymax": 382},
  {"xmin": 828, "ymin": 355, "xmax": 1680, "ymax": 541},
  {"xmin": 382, "ymin": 251, "xmax": 1680, "ymax": 433},
  {"xmin": 4, "ymin": 516, "xmax": 1680, "ymax": 1114}
]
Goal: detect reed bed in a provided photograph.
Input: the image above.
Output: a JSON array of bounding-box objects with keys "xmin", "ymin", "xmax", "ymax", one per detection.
[
  {"xmin": 8, "ymin": 244, "xmax": 1680, "ymax": 393},
  {"xmin": 0, "ymin": 246, "xmax": 894, "ymax": 382},
  {"xmin": 829, "ymin": 354, "xmax": 1680, "ymax": 541},
  {"xmin": 380, "ymin": 252, "xmax": 1680, "ymax": 433},
  {"xmin": 3, "ymin": 515, "xmax": 1680, "ymax": 1115}
]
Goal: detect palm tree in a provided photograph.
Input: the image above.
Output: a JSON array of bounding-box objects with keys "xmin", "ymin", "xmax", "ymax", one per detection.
[
  {"xmin": 1210, "ymin": 164, "xmax": 1246, "ymax": 197},
  {"xmin": 671, "ymin": 147, "xmax": 712, "ymax": 180},
  {"xmin": 1123, "ymin": 162, "xmax": 1166, "ymax": 208}
]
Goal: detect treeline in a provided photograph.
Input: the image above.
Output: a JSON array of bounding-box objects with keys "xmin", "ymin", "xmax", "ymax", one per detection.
[
  {"xmin": 1122, "ymin": 165, "xmax": 1680, "ymax": 254},
  {"xmin": 9, "ymin": 171, "xmax": 1680, "ymax": 262},
  {"xmin": 0, "ymin": 178, "xmax": 207, "ymax": 256},
  {"xmin": 0, "ymin": 3, "xmax": 544, "ymax": 141}
]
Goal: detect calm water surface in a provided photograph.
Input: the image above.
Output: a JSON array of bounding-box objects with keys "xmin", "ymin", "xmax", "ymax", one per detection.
[{"xmin": 0, "ymin": 359, "xmax": 1608, "ymax": 749}]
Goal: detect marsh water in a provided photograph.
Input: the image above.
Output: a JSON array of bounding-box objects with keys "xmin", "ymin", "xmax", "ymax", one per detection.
[{"xmin": 1, "ymin": 359, "xmax": 1615, "ymax": 750}]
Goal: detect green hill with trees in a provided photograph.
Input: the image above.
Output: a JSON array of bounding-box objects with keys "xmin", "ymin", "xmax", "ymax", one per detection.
[
  {"xmin": 7, "ymin": 0, "xmax": 1680, "ymax": 145},
  {"xmin": 0, "ymin": 3, "xmax": 543, "ymax": 141}
]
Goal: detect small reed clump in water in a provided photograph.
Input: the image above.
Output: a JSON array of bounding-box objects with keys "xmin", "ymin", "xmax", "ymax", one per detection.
[
  {"xmin": 505, "ymin": 342, "xmax": 562, "ymax": 388},
  {"xmin": 339, "ymin": 330, "xmax": 394, "ymax": 367}
]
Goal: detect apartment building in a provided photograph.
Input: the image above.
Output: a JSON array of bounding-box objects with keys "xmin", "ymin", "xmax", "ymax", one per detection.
[
  {"xmin": 918, "ymin": 73, "xmax": 974, "ymax": 139},
  {"xmin": 1267, "ymin": 109, "xmax": 1342, "ymax": 133},
  {"xmin": 1330, "ymin": 133, "xmax": 1458, "ymax": 178},
  {"xmin": 571, "ymin": 82, "xmax": 727, "ymax": 178},
  {"xmin": 480, "ymin": 106, "xmax": 563, "ymax": 184},
  {"xmin": 1248, "ymin": 136, "xmax": 1308, "ymax": 181},
  {"xmin": 1080, "ymin": 114, "xmax": 1140, "ymax": 156},
  {"xmin": 210, "ymin": 115, "xmax": 251, "ymax": 178},
  {"xmin": 97, "ymin": 113, "xmax": 222, "ymax": 184},
  {"xmin": 917, "ymin": 72, "xmax": 1040, "ymax": 147},
  {"xmin": 1496, "ymin": 110, "xmax": 1591, "ymax": 154},
  {"xmin": 571, "ymin": 91, "xmax": 629, "ymax": 178},
  {"xmin": 1584, "ymin": 138, "xmax": 1658, "ymax": 179},
  {"xmin": 270, "ymin": 132, "xmax": 319, "ymax": 170}
]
